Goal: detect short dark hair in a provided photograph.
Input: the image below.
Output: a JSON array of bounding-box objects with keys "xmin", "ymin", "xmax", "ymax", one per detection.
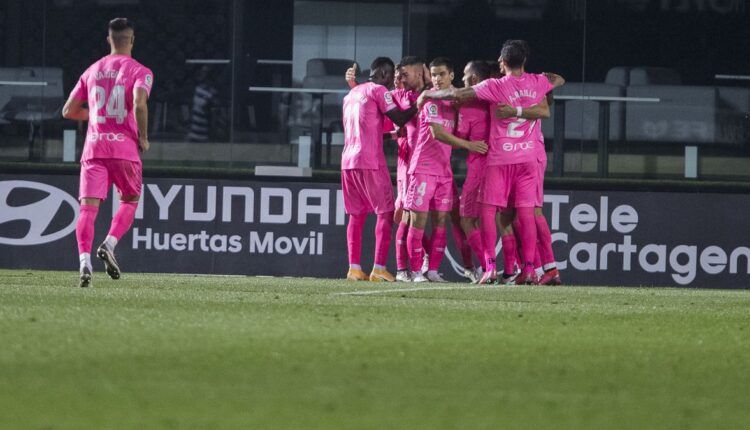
[
  {"xmin": 466, "ymin": 60, "xmax": 491, "ymax": 80},
  {"xmin": 109, "ymin": 18, "xmax": 134, "ymax": 33},
  {"xmin": 108, "ymin": 18, "xmax": 134, "ymax": 48},
  {"xmin": 487, "ymin": 61, "xmax": 502, "ymax": 78},
  {"xmin": 400, "ymin": 56, "xmax": 424, "ymax": 68},
  {"xmin": 370, "ymin": 57, "xmax": 395, "ymax": 72},
  {"xmin": 500, "ymin": 40, "xmax": 529, "ymax": 69},
  {"xmin": 429, "ymin": 57, "xmax": 454, "ymax": 73}
]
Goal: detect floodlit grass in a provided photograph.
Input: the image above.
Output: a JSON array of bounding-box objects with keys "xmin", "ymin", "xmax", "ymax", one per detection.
[{"xmin": 1, "ymin": 269, "xmax": 748, "ymax": 429}]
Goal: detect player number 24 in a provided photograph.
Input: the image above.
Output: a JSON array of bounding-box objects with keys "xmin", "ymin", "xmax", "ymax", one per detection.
[{"xmin": 92, "ymin": 85, "xmax": 127, "ymax": 124}]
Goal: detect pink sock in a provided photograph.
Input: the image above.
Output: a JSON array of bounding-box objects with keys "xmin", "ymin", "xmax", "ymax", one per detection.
[
  {"xmin": 407, "ymin": 226, "xmax": 425, "ymax": 272},
  {"xmin": 480, "ymin": 204, "xmax": 498, "ymax": 272},
  {"xmin": 374, "ymin": 213, "xmax": 393, "ymax": 267},
  {"xmin": 422, "ymin": 233, "xmax": 432, "ymax": 257},
  {"xmin": 516, "ymin": 207, "xmax": 537, "ymax": 271},
  {"xmin": 512, "ymin": 219, "xmax": 523, "ymax": 268},
  {"xmin": 466, "ymin": 229, "xmax": 485, "ymax": 270},
  {"xmin": 107, "ymin": 200, "xmax": 138, "ymax": 241},
  {"xmin": 535, "ymin": 214, "xmax": 556, "ymax": 267},
  {"xmin": 347, "ymin": 214, "xmax": 366, "ymax": 266},
  {"xmin": 395, "ymin": 221, "xmax": 409, "ymax": 271},
  {"xmin": 428, "ymin": 226, "xmax": 447, "ymax": 271},
  {"xmin": 76, "ymin": 204, "xmax": 99, "ymax": 254},
  {"xmin": 501, "ymin": 234, "xmax": 517, "ymax": 275},
  {"xmin": 534, "ymin": 243, "xmax": 542, "ymax": 270},
  {"xmin": 451, "ymin": 224, "xmax": 473, "ymax": 269}
]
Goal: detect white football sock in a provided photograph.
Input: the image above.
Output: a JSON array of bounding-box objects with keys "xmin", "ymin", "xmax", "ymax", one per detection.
[
  {"xmin": 79, "ymin": 253, "xmax": 92, "ymax": 272},
  {"xmin": 104, "ymin": 235, "xmax": 118, "ymax": 250}
]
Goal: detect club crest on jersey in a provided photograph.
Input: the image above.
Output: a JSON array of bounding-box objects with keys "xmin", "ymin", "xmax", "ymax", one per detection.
[{"xmin": 428, "ymin": 104, "xmax": 438, "ymax": 117}]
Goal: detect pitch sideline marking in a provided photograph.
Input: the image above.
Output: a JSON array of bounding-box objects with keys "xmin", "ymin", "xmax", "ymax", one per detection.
[{"xmin": 334, "ymin": 285, "xmax": 504, "ymax": 296}]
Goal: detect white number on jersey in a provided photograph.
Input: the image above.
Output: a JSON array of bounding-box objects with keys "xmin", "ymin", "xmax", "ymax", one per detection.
[
  {"xmin": 507, "ymin": 117, "xmax": 540, "ymax": 139},
  {"xmin": 343, "ymin": 102, "xmax": 361, "ymax": 141},
  {"xmin": 92, "ymin": 85, "xmax": 127, "ymax": 124},
  {"xmin": 507, "ymin": 118, "xmax": 527, "ymax": 138}
]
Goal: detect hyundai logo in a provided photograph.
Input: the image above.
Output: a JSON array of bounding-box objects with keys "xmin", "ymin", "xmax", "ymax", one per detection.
[{"xmin": 0, "ymin": 181, "xmax": 79, "ymax": 246}]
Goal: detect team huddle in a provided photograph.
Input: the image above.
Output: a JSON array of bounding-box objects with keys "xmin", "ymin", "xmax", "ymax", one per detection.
[
  {"xmin": 62, "ymin": 18, "xmax": 562, "ymax": 287},
  {"xmin": 341, "ymin": 40, "xmax": 565, "ymax": 285}
]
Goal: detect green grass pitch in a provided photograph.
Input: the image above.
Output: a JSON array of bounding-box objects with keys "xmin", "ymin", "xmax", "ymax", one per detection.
[{"xmin": 1, "ymin": 269, "xmax": 749, "ymax": 429}]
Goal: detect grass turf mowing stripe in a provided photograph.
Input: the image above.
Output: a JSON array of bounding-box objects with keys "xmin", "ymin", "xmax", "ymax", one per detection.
[{"xmin": 1, "ymin": 269, "xmax": 749, "ymax": 429}]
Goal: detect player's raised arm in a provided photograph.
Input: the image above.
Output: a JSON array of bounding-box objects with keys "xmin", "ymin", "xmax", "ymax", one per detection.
[
  {"xmin": 345, "ymin": 63, "xmax": 358, "ymax": 89},
  {"xmin": 544, "ymin": 72, "xmax": 566, "ymax": 89},
  {"xmin": 429, "ymin": 122, "xmax": 487, "ymax": 154},
  {"xmin": 385, "ymin": 103, "xmax": 418, "ymax": 128},
  {"xmin": 417, "ymin": 86, "xmax": 477, "ymax": 110},
  {"xmin": 495, "ymin": 96, "xmax": 551, "ymax": 120},
  {"xmin": 134, "ymin": 87, "xmax": 150, "ymax": 152}
]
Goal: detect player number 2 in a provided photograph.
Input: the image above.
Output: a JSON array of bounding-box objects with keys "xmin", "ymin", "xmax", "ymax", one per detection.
[
  {"xmin": 507, "ymin": 118, "xmax": 526, "ymax": 138},
  {"xmin": 92, "ymin": 85, "xmax": 127, "ymax": 124}
]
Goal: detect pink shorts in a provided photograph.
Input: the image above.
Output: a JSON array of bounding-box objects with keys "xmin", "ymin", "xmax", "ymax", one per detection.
[
  {"xmin": 536, "ymin": 158, "xmax": 547, "ymax": 208},
  {"xmin": 405, "ymin": 173, "xmax": 453, "ymax": 213},
  {"xmin": 79, "ymin": 158, "xmax": 142, "ymax": 201},
  {"xmin": 341, "ymin": 167, "xmax": 395, "ymax": 215},
  {"xmin": 452, "ymin": 181, "xmax": 460, "ymax": 210},
  {"xmin": 459, "ymin": 163, "xmax": 484, "ymax": 218},
  {"xmin": 395, "ymin": 172, "xmax": 409, "ymax": 210},
  {"xmin": 480, "ymin": 162, "xmax": 538, "ymax": 209}
]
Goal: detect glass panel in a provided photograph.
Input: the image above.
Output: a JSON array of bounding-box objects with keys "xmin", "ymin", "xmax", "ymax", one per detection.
[
  {"xmin": 0, "ymin": 0, "xmax": 51, "ymax": 162},
  {"xmin": 2, "ymin": 0, "xmax": 748, "ymax": 183},
  {"xmin": 237, "ymin": 0, "xmax": 405, "ymax": 171},
  {"xmin": 405, "ymin": 0, "xmax": 586, "ymax": 177},
  {"xmin": 37, "ymin": 0, "xmax": 233, "ymax": 167},
  {"xmin": 584, "ymin": 0, "xmax": 750, "ymax": 180}
]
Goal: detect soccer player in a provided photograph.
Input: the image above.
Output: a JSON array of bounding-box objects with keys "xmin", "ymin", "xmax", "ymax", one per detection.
[
  {"xmin": 419, "ymin": 40, "xmax": 563, "ymax": 284},
  {"xmin": 497, "ymin": 89, "xmax": 564, "ymax": 285},
  {"xmin": 341, "ymin": 57, "xmax": 419, "ymax": 282},
  {"xmin": 62, "ymin": 18, "xmax": 153, "ymax": 288},
  {"xmin": 454, "ymin": 60, "xmax": 492, "ymax": 282},
  {"xmin": 345, "ymin": 58, "xmax": 429, "ymax": 282},
  {"xmin": 390, "ymin": 58, "xmax": 431, "ymax": 282},
  {"xmin": 407, "ymin": 57, "xmax": 487, "ymax": 283}
]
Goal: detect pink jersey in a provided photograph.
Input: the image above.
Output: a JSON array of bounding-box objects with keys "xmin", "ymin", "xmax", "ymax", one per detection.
[
  {"xmin": 341, "ymin": 82, "xmax": 397, "ymax": 170},
  {"xmin": 455, "ymin": 99, "xmax": 490, "ymax": 170},
  {"xmin": 71, "ymin": 54, "xmax": 154, "ymax": 162},
  {"xmin": 473, "ymin": 73, "xmax": 553, "ymax": 166},
  {"xmin": 408, "ymin": 99, "xmax": 455, "ymax": 177},
  {"xmin": 391, "ymin": 88, "xmax": 419, "ymax": 177}
]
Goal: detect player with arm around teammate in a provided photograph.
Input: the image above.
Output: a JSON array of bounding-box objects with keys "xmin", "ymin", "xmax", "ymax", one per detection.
[
  {"xmin": 418, "ymin": 40, "xmax": 562, "ymax": 284},
  {"xmin": 341, "ymin": 57, "xmax": 419, "ymax": 282}
]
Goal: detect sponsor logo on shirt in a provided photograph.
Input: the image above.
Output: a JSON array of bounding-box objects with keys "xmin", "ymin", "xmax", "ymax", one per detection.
[
  {"xmin": 88, "ymin": 132, "xmax": 126, "ymax": 142},
  {"xmin": 502, "ymin": 140, "xmax": 535, "ymax": 152}
]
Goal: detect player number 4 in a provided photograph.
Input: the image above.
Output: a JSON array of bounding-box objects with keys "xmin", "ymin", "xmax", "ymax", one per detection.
[{"xmin": 92, "ymin": 85, "xmax": 127, "ymax": 124}]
